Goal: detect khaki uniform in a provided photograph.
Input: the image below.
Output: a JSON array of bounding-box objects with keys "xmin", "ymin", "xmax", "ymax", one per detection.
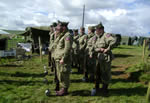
[
  {"xmin": 48, "ymin": 31, "xmax": 54, "ymax": 68},
  {"xmin": 78, "ymin": 34, "xmax": 88, "ymax": 73},
  {"xmin": 49, "ymin": 32, "xmax": 57, "ymax": 68},
  {"xmin": 93, "ymin": 33, "xmax": 116, "ymax": 84},
  {"xmin": 53, "ymin": 31, "xmax": 72, "ymax": 88},
  {"xmin": 49, "ymin": 33, "xmax": 56, "ymax": 58},
  {"xmin": 86, "ymin": 33, "xmax": 96, "ymax": 78},
  {"xmin": 72, "ymin": 35, "xmax": 79, "ymax": 66}
]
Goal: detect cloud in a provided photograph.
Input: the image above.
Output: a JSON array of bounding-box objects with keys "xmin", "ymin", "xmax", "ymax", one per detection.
[{"xmin": 0, "ymin": 0, "xmax": 150, "ymax": 36}]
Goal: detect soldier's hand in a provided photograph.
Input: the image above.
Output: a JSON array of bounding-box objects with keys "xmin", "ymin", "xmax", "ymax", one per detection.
[
  {"xmin": 103, "ymin": 48, "xmax": 108, "ymax": 53},
  {"xmin": 89, "ymin": 55, "xmax": 92, "ymax": 58},
  {"xmin": 100, "ymin": 48, "xmax": 105, "ymax": 52},
  {"xmin": 60, "ymin": 59, "xmax": 64, "ymax": 64}
]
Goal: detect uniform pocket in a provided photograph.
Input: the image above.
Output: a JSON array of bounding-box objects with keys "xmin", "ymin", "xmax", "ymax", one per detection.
[{"xmin": 60, "ymin": 64, "xmax": 70, "ymax": 73}]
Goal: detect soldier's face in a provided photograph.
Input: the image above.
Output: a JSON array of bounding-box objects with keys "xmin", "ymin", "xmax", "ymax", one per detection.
[
  {"xmin": 74, "ymin": 31, "xmax": 78, "ymax": 36},
  {"xmin": 62, "ymin": 26, "xmax": 67, "ymax": 32},
  {"xmin": 56, "ymin": 24, "xmax": 63, "ymax": 32},
  {"xmin": 96, "ymin": 28, "xmax": 104, "ymax": 35},
  {"xmin": 80, "ymin": 29, "xmax": 84, "ymax": 35},
  {"xmin": 88, "ymin": 29, "xmax": 92, "ymax": 34}
]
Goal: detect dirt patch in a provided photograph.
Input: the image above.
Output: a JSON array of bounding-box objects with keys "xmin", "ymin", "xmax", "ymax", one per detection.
[{"xmin": 112, "ymin": 65, "xmax": 130, "ymax": 79}]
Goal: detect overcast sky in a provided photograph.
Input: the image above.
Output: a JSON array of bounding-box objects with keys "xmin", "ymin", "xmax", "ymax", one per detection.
[{"xmin": 0, "ymin": 0, "xmax": 150, "ymax": 36}]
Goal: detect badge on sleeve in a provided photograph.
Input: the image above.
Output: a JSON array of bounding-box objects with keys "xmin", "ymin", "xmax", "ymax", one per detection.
[
  {"xmin": 66, "ymin": 36, "xmax": 70, "ymax": 41},
  {"xmin": 106, "ymin": 33, "xmax": 111, "ymax": 38},
  {"xmin": 92, "ymin": 37, "xmax": 97, "ymax": 41}
]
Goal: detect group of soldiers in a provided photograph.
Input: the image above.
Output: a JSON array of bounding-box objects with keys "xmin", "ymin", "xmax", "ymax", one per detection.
[{"xmin": 48, "ymin": 20, "xmax": 116, "ymax": 96}]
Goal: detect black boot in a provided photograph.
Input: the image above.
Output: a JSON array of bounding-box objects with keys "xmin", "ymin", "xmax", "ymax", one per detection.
[
  {"xmin": 89, "ymin": 75, "xmax": 95, "ymax": 82},
  {"xmin": 95, "ymin": 82, "xmax": 100, "ymax": 91},
  {"xmin": 102, "ymin": 83, "xmax": 109, "ymax": 96}
]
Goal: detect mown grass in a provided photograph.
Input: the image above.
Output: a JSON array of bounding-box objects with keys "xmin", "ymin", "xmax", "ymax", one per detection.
[{"xmin": 0, "ymin": 45, "xmax": 149, "ymax": 103}]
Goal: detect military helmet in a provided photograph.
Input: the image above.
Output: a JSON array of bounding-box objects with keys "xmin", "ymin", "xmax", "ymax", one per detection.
[
  {"xmin": 52, "ymin": 22, "xmax": 57, "ymax": 27},
  {"xmin": 50, "ymin": 22, "xmax": 57, "ymax": 27},
  {"xmin": 57, "ymin": 20, "xmax": 69, "ymax": 27},
  {"xmin": 62, "ymin": 22, "xmax": 69, "ymax": 27},
  {"xmin": 88, "ymin": 26, "xmax": 95, "ymax": 30},
  {"xmin": 80, "ymin": 27, "xmax": 85, "ymax": 30},
  {"xmin": 73, "ymin": 29, "xmax": 78, "ymax": 32},
  {"xmin": 95, "ymin": 22, "xmax": 104, "ymax": 29}
]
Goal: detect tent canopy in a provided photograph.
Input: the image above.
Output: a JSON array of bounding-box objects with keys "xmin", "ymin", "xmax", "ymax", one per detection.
[{"xmin": 20, "ymin": 26, "xmax": 50, "ymax": 53}]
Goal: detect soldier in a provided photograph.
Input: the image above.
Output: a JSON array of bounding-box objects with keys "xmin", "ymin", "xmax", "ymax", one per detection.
[
  {"xmin": 49, "ymin": 23, "xmax": 62, "ymax": 91},
  {"xmin": 85, "ymin": 26, "xmax": 95, "ymax": 82},
  {"xmin": 72, "ymin": 29, "xmax": 79, "ymax": 68},
  {"xmin": 87, "ymin": 26, "xmax": 95, "ymax": 38},
  {"xmin": 78, "ymin": 27, "xmax": 88, "ymax": 81},
  {"xmin": 48, "ymin": 22, "xmax": 57, "ymax": 72},
  {"xmin": 54, "ymin": 21, "xmax": 73, "ymax": 96},
  {"xmin": 91, "ymin": 22, "xmax": 116, "ymax": 96}
]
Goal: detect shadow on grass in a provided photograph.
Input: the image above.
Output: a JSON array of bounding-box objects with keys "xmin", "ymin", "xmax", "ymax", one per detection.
[
  {"xmin": 70, "ymin": 87, "xmax": 147, "ymax": 96},
  {"xmin": 0, "ymin": 64, "xmax": 23, "ymax": 67},
  {"xmin": 0, "ymin": 79, "xmax": 53, "ymax": 86},
  {"xmin": 111, "ymin": 78, "xmax": 132, "ymax": 83},
  {"xmin": 111, "ymin": 65, "xmax": 122, "ymax": 68},
  {"xmin": 127, "ymin": 71, "xmax": 142, "ymax": 82},
  {"xmin": 114, "ymin": 54, "xmax": 134, "ymax": 58},
  {"xmin": 71, "ymin": 79, "xmax": 83, "ymax": 83},
  {"xmin": 111, "ymin": 71, "xmax": 125, "ymax": 76},
  {"xmin": 0, "ymin": 71, "xmax": 45, "ymax": 78},
  {"xmin": 11, "ymin": 72, "xmax": 46, "ymax": 78},
  {"xmin": 71, "ymin": 71, "xmax": 83, "ymax": 75},
  {"xmin": 71, "ymin": 90, "xmax": 91, "ymax": 96},
  {"xmin": 109, "ymin": 86, "xmax": 147, "ymax": 96},
  {"xmin": 116, "ymin": 46, "xmax": 134, "ymax": 49}
]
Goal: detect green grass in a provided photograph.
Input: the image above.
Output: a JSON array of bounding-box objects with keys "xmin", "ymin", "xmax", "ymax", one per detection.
[
  {"xmin": 2, "ymin": 29, "xmax": 25, "ymax": 35},
  {"xmin": 0, "ymin": 45, "xmax": 149, "ymax": 103}
]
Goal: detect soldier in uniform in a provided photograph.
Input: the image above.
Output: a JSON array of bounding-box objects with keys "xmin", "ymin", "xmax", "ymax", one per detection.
[
  {"xmin": 85, "ymin": 26, "xmax": 95, "ymax": 82},
  {"xmin": 49, "ymin": 23, "xmax": 62, "ymax": 91},
  {"xmin": 78, "ymin": 27, "xmax": 88, "ymax": 81},
  {"xmin": 53, "ymin": 21, "xmax": 73, "ymax": 96},
  {"xmin": 72, "ymin": 29, "xmax": 79, "ymax": 68},
  {"xmin": 87, "ymin": 26, "xmax": 95, "ymax": 39},
  {"xmin": 48, "ymin": 22, "xmax": 57, "ymax": 72},
  {"xmin": 91, "ymin": 22, "xmax": 116, "ymax": 96}
]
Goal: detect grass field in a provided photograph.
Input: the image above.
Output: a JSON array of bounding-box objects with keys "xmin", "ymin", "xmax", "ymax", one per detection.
[{"xmin": 0, "ymin": 45, "xmax": 149, "ymax": 103}]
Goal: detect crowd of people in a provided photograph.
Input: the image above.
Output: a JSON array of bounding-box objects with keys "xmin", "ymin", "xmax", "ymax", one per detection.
[{"xmin": 48, "ymin": 20, "xmax": 116, "ymax": 96}]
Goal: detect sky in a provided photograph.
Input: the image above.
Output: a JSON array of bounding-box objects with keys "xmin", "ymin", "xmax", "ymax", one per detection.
[{"xmin": 0, "ymin": 0, "xmax": 150, "ymax": 36}]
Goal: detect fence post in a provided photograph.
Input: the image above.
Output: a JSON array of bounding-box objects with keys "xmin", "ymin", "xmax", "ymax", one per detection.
[
  {"xmin": 38, "ymin": 36, "xmax": 42, "ymax": 62},
  {"xmin": 146, "ymin": 82, "xmax": 150, "ymax": 103},
  {"xmin": 142, "ymin": 39, "xmax": 146, "ymax": 62}
]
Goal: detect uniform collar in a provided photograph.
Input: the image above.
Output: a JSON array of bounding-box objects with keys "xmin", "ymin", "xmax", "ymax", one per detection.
[
  {"xmin": 96, "ymin": 32, "xmax": 105, "ymax": 38},
  {"xmin": 88, "ymin": 33, "xmax": 95, "ymax": 38}
]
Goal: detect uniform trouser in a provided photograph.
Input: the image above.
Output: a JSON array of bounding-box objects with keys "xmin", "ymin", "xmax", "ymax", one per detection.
[
  {"xmin": 72, "ymin": 53, "xmax": 79, "ymax": 66},
  {"xmin": 79, "ymin": 53, "xmax": 86, "ymax": 74},
  {"xmin": 96, "ymin": 59, "xmax": 111, "ymax": 85},
  {"xmin": 86, "ymin": 57, "xmax": 96, "ymax": 77},
  {"xmin": 55, "ymin": 61, "xmax": 71, "ymax": 88},
  {"xmin": 48, "ymin": 51, "xmax": 52, "ymax": 67}
]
